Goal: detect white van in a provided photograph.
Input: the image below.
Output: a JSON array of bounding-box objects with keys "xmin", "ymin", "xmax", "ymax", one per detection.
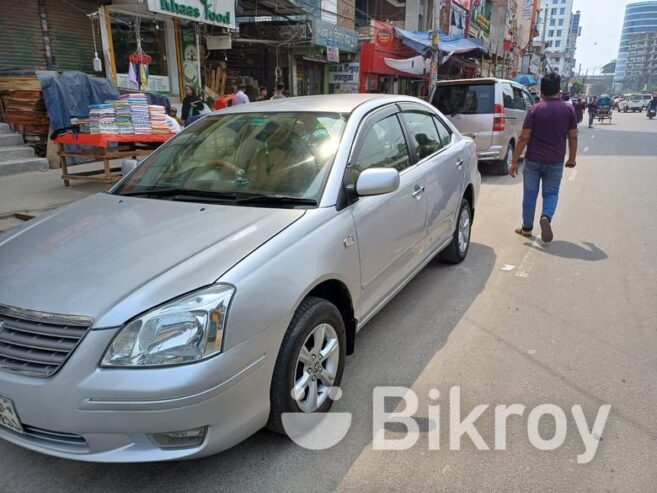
[{"xmin": 430, "ymin": 78, "xmax": 533, "ymax": 175}]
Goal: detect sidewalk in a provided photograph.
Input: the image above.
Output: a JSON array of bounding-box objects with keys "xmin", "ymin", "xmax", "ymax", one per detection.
[{"xmin": 0, "ymin": 164, "xmax": 112, "ymax": 231}]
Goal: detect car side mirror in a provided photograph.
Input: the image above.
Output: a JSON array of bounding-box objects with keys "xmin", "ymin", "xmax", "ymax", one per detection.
[
  {"xmin": 355, "ymin": 168, "xmax": 400, "ymax": 197},
  {"xmin": 121, "ymin": 159, "xmax": 141, "ymax": 176}
]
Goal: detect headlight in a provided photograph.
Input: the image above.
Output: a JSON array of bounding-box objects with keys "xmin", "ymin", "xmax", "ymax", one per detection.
[{"xmin": 101, "ymin": 284, "xmax": 234, "ymax": 367}]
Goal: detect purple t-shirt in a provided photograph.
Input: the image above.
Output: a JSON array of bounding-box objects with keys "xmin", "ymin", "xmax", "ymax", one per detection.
[{"xmin": 523, "ymin": 98, "xmax": 577, "ymax": 164}]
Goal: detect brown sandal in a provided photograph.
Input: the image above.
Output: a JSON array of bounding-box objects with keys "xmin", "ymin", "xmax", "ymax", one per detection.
[{"xmin": 515, "ymin": 228, "xmax": 533, "ymax": 238}]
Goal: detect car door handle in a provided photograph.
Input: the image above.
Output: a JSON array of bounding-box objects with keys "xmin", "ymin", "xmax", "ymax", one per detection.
[
  {"xmin": 456, "ymin": 159, "xmax": 464, "ymax": 168},
  {"xmin": 412, "ymin": 185, "xmax": 425, "ymax": 198}
]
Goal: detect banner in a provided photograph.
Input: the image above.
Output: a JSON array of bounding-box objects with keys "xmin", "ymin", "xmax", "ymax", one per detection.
[
  {"xmin": 450, "ymin": 1, "xmax": 468, "ymax": 37},
  {"xmin": 326, "ymin": 40, "xmax": 340, "ymax": 63},
  {"xmin": 180, "ymin": 24, "xmax": 202, "ymax": 93},
  {"xmin": 328, "ymin": 63, "xmax": 359, "ymax": 93}
]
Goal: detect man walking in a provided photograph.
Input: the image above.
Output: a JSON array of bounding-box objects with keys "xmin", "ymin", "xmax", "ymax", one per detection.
[
  {"xmin": 509, "ymin": 73, "xmax": 578, "ymax": 243},
  {"xmin": 233, "ymin": 83, "xmax": 250, "ymax": 105},
  {"xmin": 587, "ymin": 96, "xmax": 598, "ymax": 128},
  {"xmin": 271, "ymin": 83, "xmax": 286, "ymax": 99}
]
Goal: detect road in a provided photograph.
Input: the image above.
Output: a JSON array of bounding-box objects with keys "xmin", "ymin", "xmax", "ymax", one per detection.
[{"xmin": 1, "ymin": 111, "xmax": 656, "ymax": 492}]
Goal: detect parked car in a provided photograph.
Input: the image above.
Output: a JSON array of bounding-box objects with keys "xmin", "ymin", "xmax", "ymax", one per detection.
[
  {"xmin": 642, "ymin": 94, "xmax": 652, "ymax": 111},
  {"xmin": 0, "ymin": 94, "xmax": 480, "ymax": 462},
  {"xmin": 430, "ymin": 78, "xmax": 534, "ymax": 175},
  {"xmin": 620, "ymin": 93, "xmax": 644, "ymax": 112}
]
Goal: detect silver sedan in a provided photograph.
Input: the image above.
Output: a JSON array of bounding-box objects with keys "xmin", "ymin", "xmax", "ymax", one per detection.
[{"xmin": 0, "ymin": 94, "xmax": 480, "ymax": 462}]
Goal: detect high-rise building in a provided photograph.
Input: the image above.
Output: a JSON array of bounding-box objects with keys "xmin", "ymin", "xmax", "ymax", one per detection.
[
  {"xmin": 614, "ymin": 1, "xmax": 657, "ymax": 91},
  {"xmin": 623, "ymin": 32, "xmax": 657, "ymax": 90},
  {"xmin": 536, "ymin": 0, "xmax": 579, "ymax": 77}
]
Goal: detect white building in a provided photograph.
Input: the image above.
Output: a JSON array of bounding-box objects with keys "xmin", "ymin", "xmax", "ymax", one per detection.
[{"xmin": 536, "ymin": 0, "xmax": 580, "ymax": 77}]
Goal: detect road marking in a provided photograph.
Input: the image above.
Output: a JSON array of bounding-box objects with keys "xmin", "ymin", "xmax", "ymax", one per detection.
[
  {"xmin": 591, "ymin": 135, "xmax": 596, "ymax": 139},
  {"xmin": 584, "ymin": 146, "xmax": 589, "ymax": 152},
  {"xmin": 568, "ymin": 169, "xmax": 579, "ymax": 181},
  {"xmin": 516, "ymin": 237, "xmax": 541, "ymax": 278}
]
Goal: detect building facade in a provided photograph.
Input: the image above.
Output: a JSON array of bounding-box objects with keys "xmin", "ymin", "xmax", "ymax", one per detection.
[
  {"xmin": 614, "ymin": 1, "xmax": 657, "ymax": 91},
  {"xmin": 536, "ymin": 0, "xmax": 578, "ymax": 77},
  {"xmin": 623, "ymin": 31, "xmax": 657, "ymax": 91}
]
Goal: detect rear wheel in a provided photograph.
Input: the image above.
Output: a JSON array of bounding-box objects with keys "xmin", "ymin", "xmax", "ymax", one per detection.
[
  {"xmin": 440, "ymin": 198, "xmax": 472, "ymax": 264},
  {"xmin": 494, "ymin": 144, "xmax": 513, "ymax": 176},
  {"xmin": 268, "ymin": 297, "xmax": 346, "ymax": 434}
]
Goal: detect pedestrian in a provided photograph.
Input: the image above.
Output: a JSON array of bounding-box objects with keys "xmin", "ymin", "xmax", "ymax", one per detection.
[
  {"xmin": 509, "ymin": 72, "xmax": 578, "ymax": 243},
  {"xmin": 168, "ymin": 107, "xmax": 184, "ymax": 126},
  {"xmin": 256, "ymin": 86, "xmax": 268, "ymax": 101},
  {"xmin": 587, "ymin": 96, "xmax": 598, "ymax": 128},
  {"xmin": 573, "ymin": 97, "xmax": 584, "ymax": 124},
  {"xmin": 233, "ymin": 83, "xmax": 250, "ymax": 105},
  {"xmin": 181, "ymin": 85, "xmax": 204, "ymax": 125},
  {"xmin": 271, "ymin": 83, "xmax": 286, "ymax": 99}
]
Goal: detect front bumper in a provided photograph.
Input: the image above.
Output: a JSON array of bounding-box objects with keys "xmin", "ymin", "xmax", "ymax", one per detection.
[{"xmin": 0, "ymin": 318, "xmax": 288, "ymax": 462}]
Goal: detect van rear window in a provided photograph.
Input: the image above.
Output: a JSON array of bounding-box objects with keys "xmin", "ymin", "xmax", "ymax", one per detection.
[{"xmin": 432, "ymin": 84, "xmax": 495, "ymax": 115}]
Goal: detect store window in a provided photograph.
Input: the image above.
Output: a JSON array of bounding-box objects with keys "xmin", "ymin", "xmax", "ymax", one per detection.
[
  {"xmin": 351, "ymin": 115, "xmax": 411, "ymax": 181},
  {"xmin": 401, "ymin": 112, "xmax": 442, "ymax": 160},
  {"xmin": 110, "ymin": 14, "xmax": 168, "ymax": 77}
]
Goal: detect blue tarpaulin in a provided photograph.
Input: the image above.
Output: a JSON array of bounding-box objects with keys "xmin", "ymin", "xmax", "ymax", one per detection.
[
  {"xmin": 36, "ymin": 71, "xmax": 121, "ymax": 132},
  {"xmin": 394, "ymin": 28, "xmax": 488, "ymax": 57}
]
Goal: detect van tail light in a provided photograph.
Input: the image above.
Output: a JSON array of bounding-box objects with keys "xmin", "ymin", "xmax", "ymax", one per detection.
[{"xmin": 493, "ymin": 103, "xmax": 506, "ymax": 132}]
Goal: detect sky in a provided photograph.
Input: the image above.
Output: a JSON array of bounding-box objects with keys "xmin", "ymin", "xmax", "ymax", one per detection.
[{"xmin": 571, "ymin": 0, "xmax": 638, "ymax": 74}]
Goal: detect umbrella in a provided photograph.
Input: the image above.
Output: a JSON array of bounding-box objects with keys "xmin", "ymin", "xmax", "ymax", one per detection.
[{"xmin": 515, "ymin": 74, "xmax": 538, "ymax": 86}]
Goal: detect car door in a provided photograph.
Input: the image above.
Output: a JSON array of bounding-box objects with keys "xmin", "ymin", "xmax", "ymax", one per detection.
[
  {"xmin": 510, "ymin": 84, "xmax": 528, "ymax": 140},
  {"xmin": 399, "ymin": 106, "xmax": 466, "ymax": 251},
  {"xmin": 347, "ymin": 107, "xmax": 428, "ymax": 317}
]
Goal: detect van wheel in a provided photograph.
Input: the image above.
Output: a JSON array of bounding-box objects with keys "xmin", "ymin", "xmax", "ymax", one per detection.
[
  {"xmin": 267, "ymin": 296, "xmax": 346, "ymax": 435},
  {"xmin": 495, "ymin": 144, "xmax": 513, "ymax": 175},
  {"xmin": 440, "ymin": 198, "xmax": 472, "ymax": 264}
]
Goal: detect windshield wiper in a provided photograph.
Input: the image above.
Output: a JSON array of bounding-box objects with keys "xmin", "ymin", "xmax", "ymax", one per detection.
[
  {"xmin": 117, "ymin": 188, "xmax": 238, "ymax": 201},
  {"xmin": 233, "ymin": 195, "xmax": 318, "ymax": 207}
]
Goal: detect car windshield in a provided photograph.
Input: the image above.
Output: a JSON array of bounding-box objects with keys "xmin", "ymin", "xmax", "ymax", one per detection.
[
  {"xmin": 432, "ymin": 84, "xmax": 495, "ymax": 115},
  {"xmin": 114, "ymin": 112, "xmax": 348, "ymax": 204}
]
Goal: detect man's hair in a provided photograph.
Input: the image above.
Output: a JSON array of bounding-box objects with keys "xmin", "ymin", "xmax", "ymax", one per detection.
[
  {"xmin": 259, "ymin": 86, "xmax": 267, "ymax": 92},
  {"xmin": 541, "ymin": 73, "xmax": 561, "ymax": 97},
  {"xmin": 238, "ymin": 83, "xmax": 246, "ymax": 90},
  {"xmin": 276, "ymin": 82, "xmax": 284, "ymax": 91}
]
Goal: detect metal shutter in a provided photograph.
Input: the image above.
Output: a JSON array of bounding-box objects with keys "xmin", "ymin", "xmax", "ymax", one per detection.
[
  {"xmin": 0, "ymin": 0, "xmax": 47, "ymax": 71},
  {"xmin": 45, "ymin": 0, "xmax": 102, "ymax": 74}
]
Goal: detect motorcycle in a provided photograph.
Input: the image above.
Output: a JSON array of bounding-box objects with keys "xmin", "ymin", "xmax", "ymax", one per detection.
[{"xmin": 648, "ymin": 106, "xmax": 656, "ymax": 120}]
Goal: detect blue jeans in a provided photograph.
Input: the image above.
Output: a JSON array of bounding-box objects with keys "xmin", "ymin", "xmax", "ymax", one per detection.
[
  {"xmin": 522, "ymin": 159, "xmax": 564, "ymax": 230},
  {"xmin": 588, "ymin": 112, "xmax": 596, "ymax": 127}
]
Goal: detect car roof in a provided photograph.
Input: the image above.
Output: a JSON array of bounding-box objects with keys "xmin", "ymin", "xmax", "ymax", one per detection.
[
  {"xmin": 213, "ymin": 94, "xmax": 425, "ymax": 115},
  {"xmin": 434, "ymin": 77, "xmax": 520, "ymax": 86}
]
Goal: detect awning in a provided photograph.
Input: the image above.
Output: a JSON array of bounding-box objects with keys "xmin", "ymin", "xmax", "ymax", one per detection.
[
  {"xmin": 394, "ymin": 28, "xmax": 488, "ymax": 56},
  {"xmin": 384, "ymin": 55, "xmax": 430, "ymax": 76}
]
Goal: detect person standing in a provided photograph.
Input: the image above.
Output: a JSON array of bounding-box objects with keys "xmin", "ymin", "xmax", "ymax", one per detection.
[
  {"xmin": 509, "ymin": 73, "xmax": 578, "ymax": 243},
  {"xmin": 573, "ymin": 97, "xmax": 584, "ymax": 124},
  {"xmin": 256, "ymin": 86, "xmax": 268, "ymax": 101},
  {"xmin": 271, "ymin": 83, "xmax": 286, "ymax": 99},
  {"xmin": 587, "ymin": 96, "xmax": 598, "ymax": 128},
  {"xmin": 233, "ymin": 83, "xmax": 250, "ymax": 105},
  {"xmin": 181, "ymin": 85, "xmax": 204, "ymax": 125}
]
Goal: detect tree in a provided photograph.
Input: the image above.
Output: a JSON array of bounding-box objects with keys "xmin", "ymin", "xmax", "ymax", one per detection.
[
  {"xmin": 570, "ymin": 80, "xmax": 584, "ymax": 95},
  {"xmin": 602, "ymin": 60, "xmax": 616, "ymax": 74}
]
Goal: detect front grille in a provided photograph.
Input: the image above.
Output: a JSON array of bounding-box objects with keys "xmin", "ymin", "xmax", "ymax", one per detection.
[
  {"xmin": 21, "ymin": 425, "xmax": 88, "ymax": 449},
  {"xmin": 0, "ymin": 305, "xmax": 92, "ymax": 377}
]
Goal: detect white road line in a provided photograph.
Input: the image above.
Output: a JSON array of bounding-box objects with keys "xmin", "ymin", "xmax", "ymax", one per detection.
[
  {"xmin": 568, "ymin": 169, "xmax": 579, "ymax": 181},
  {"xmin": 516, "ymin": 237, "xmax": 541, "ymax": 279},
  {"xmin": 584, "ymin": 146, "xmax": 590, "ymax": 152},
  {"xmin": 591, "ymin": 135, "xmax": 596, "ymax": 139}
]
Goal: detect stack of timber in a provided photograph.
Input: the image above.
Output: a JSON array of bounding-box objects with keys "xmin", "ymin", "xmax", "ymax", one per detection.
[{"xmin": 0, "ymin": 74, "xmax": 49, "ymax": 157}]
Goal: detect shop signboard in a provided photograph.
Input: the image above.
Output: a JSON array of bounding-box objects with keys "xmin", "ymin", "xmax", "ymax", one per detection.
[
  {"xmin": 326, "ymin": 40, "xmax": 339, "ymax": 63},
  {"xmin": 312, "ymin": 18, "xmax": 358, "ymax": 53},
  {"xmin": 522, "ymin": 0, "xmax": 534, "ymax": 20},
  {"xmin": 450, "ymin": 1, "xmax": 468, "ymax": 37},
  {"xmin": 328, "ymin": 63, "xmax": 359, "ymax": 93},
  {"xmin": 147, "ymin": 0, "xmax": 235, "ymax": 29},
  {"xmin": 469, "ymin": 0, "xmax": 492, "ymax": 37},
  {"xmin": 180, "ymin": 24, "xmax": 202, "ymax": 92}
]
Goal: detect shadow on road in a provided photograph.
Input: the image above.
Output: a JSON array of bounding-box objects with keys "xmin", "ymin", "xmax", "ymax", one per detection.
[
  {"xmin": 0, "ymin": 244, "xmax": 496, "ymax": 493},
  {"xmin": 527, "ymin": 240, "xmax": 608, "ymax": 261}
]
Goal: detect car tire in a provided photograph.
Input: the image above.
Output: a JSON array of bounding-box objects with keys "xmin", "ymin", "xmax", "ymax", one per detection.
[
  {"xmin": 267, "ymin": 296, "xmax": 346, "ymax": 435},
  {"xmin": 495, "ymin": 144, "xmax": 513, "ymax": 176},
  {"xmin": 439, "ymin": 198, "xmax": 472, "ymax": 264}
]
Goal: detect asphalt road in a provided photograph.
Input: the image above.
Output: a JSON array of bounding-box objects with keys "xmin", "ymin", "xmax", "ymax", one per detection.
[{"xmin": 1, "ymin": 111, "xmax": 656, "ymax": 493}]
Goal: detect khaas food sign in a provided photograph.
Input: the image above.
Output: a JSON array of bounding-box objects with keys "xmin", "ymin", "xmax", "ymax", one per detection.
[{"xmin": 147, "ymin": 0, "xmax": 235, "ymax": 29}]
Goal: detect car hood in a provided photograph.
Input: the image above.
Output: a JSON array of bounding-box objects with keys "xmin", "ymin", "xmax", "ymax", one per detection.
[{"xmin": 0, "ymin": 193, "xmax": 305, "ymax": 326}]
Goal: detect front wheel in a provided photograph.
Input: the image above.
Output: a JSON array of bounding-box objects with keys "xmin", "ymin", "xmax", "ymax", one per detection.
[
  {"xmin": 440, "ymin": 198, "xmax": 472, "ymax": 264},
  {"xmin": 268, "ymin": 297, "xmax": 346, "ymax": 434}
]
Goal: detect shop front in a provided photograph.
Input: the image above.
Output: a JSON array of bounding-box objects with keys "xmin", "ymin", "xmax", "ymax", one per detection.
[{"xmin": 359, "ymin": 22, "xmax": 431, "ymax": 98}]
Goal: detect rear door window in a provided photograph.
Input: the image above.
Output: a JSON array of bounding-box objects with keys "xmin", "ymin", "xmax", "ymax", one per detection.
[
  {"xmin": 512, "ymin": 87, "xmax": 527, "ymax": 110},
  {"xmin": 432, "ymin": 84, "xmax": 495, "ymax": 115},
  {"xmin": 401, "ymin": 111, "xmax": 443, "ymax": 160},
  {"xmin": 522, "ymin": 91, "xmax": 534, "ymax": 109},
  {"xmin": 502, "ymin": 83, "xmax": 515, "ymax": 110}
]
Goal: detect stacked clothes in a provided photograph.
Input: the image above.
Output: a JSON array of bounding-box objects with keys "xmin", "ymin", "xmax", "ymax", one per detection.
[
  {"xmin": 114, "ymin": 97, "xmax": 134, "ymax": 134},
  {"xmin": 127, "ymin": 93, "xmax": 152, "ymax": 135},
  {"xmin": 149, "ymin": 105, "xmax": 170, "ymax": 134},
  {"xmin": 88, "ymin": 103, "xmax": 117, "ymax": 134}
]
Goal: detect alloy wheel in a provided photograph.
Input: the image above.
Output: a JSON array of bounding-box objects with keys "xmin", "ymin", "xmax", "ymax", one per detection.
[
  {"xmin": 458, "ymin": 206, "xmax": 471, "ymax": 255},
  {"xmin": 293, "ymin": 323, "xmax": 340, "ymax": 413}
]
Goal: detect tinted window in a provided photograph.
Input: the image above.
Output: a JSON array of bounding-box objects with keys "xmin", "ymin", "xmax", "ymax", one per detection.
[
  {"xmin": 522, "ymin": 91, "xmax": 534, "ymax": 109},
  {"xmin": 433, "ymin": 116, "xmax": 453, "ymax": 147},
  {"xmin": 351, "ymin": 115, "xmax": 410, "ymax": 182},
  {"xmin": 502, "ymin": 83, "xmax": 515, "ymax": 109},
  {"xmin": 512, "ymin": 87, "xmax": 526, "ymax": 110},
  {"xmin": 432, "ymin": 84, "xmax": 495, "ymax": 115},
  {"xmin": 401, "ymin": 112, "xmax": 442, "ymax": 160}
]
